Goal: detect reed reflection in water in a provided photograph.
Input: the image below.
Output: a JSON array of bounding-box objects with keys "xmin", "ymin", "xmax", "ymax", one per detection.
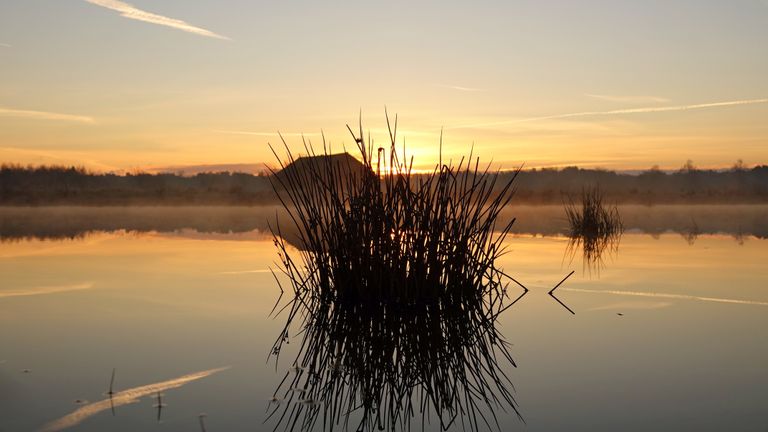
[
  {"xmin": 564, "ymin": 187, "xmax": 624, "ymax": 274},
  {"xmin": 267, "ymin": 292, "xmax": 521, "ymax": 432}
]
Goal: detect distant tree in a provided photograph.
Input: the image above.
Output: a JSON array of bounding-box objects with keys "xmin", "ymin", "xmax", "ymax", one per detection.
[
  {"xmin": 679, "ymin": 159, "xmax": 697, "ymax": 174},
  {"xmin": 641, "ymin": 165, "xmax": 664, "ymax": 175}
]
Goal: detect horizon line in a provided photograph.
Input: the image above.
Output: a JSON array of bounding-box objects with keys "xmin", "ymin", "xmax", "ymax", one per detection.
[{"xmin": 1, "ymin": 160, "xmax": 762, "ymax": 175}]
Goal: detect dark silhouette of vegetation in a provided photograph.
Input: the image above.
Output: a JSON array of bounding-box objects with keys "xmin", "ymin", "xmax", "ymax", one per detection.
[
  {"xmin": 266, "ymin": 117, "xmax": 525, "ymax": 431},
  {"xmin": 564, "ymin": 186, "xmax": 624, "ymax": 273},
  {"xmin": 2, "ymin": 160, "xmax": 767, "ymax": 205},
  {"xmin": 512, "ymin": 162, "xmax": 768, "ymax": 204},
  {"xmin": 0, "ymin": 164, "xmax": 275, "ymax": 205}
]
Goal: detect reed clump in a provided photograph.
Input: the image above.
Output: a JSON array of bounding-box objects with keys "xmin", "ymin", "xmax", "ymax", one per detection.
[
  {"xmin": 266, "ymin": 116, "xmax": 524, "ymax": 431},
  {"xmin": 564, "ymin": 186, "xmax": 624, "ymax": 269}
]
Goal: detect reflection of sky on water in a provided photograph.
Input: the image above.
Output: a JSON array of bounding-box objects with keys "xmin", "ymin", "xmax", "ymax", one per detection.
[
  {"xmin": 41, "ymin": 367, "xmax": 229, "ymax": 432},
  {"xmin": 563, "ymin": 287, "xmax": 768, "ymax": 307},
  {"xmin": 0, "ymin": 282, "xmax": 95, "ymax": 299},
  {"xmin": 0, "ymin": 222, "xmax": 766, "ymax": 431},
  {"xmin": 2, "ymin": 205, "xmax": 767, "ymax": 243}
]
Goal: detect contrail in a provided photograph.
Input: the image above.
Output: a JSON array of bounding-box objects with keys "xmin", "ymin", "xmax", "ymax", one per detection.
[
  {"xmin": 0, "ymin": 283, "xmax": 95, "ymax": 299},
  {"xmin": 563, "ymin": 287, "xmax": 768, "ymax": 307},
  {"xmin": 219, "ymin": 269, "xmax": 273, "ymax": 275},
  {"xmin": 85, "ymin": 0, "xmax": 229, "ymax": 40},
  {"xmin": 39, "ymin": 367, "xmax": 230, "ymax": 431},
  {"xmin": 214, "ymin": 130, "xmax": 321, "ymax": 137},
  {"xmin": 453, "ymin": 98, "xmax": 768, "ymax": 129},
  {"xmin": 0, "ymin": 107, "xmax": 94, "ymax": 124},
  {"xmin": 435, "ymin": 84, "xmax": 486, "ymax": 92},
  {"xmin": 584, "ymin": 93, "xmax": 669, "ymax": 104}
]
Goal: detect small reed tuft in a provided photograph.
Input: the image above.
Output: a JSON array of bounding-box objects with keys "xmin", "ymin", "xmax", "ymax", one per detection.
[{"xmin": 564, "ymin": 186, "xmax": 624, "ymax": 270}]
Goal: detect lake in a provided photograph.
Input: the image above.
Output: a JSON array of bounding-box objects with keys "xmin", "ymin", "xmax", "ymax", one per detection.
[{"xmin": 1, "ymin": 206, "xmax": 766, "ymax": 431}]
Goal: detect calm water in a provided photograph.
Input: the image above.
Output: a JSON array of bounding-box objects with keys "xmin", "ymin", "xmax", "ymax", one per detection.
[{"xmin": 0, "ymin": 206, "xmax": 767, "ymax": 431}]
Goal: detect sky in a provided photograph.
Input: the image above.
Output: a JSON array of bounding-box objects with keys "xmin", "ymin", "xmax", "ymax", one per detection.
[{"xmin": 1, "ymin": 0, "xmax": 767, "ymax": 172}]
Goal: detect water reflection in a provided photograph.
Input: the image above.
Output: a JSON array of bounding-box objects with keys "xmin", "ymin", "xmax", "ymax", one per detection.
[
  {"xmin": 1, "ymin": 230, "xmax": 766, "ymax": 431},
  {"xmin": 40, "ymin": 367, "xmax": 229, "ymax": 432},
  {"xmin": 1, "ymin": 205, "xmax": 767, "ymax": 243},
  {"xmin": 267, "ymin": 288, "xmax": 522, "ymax": 432},
  {"xmin": 564, "ymin": 228, "xmax": 622, "ymax": 274}
]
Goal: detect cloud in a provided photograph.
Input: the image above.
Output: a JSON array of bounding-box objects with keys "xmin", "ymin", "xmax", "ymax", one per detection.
[
  {"xmin": 0, "ymin": 43, "xmax": 10, "ymax": 48},
  {"xmin": 435, "ymin": 84, "xmax": 486, "ymax": 92},
  {"xmin": 0, "ymin": 283, "xmax": 95, "ymax": 299},
  {"xmin": 453, "ymin": 98, "xmax": 768, "ymax": 129},
  {"xmin": 84, "ymin": 0, "xmax": 229, "ymax": 40},
  {"xmin": 0, "ymin": 107, "xmax": 95, "ymax": 124},
  {"xmin": 214, "ymin": 129, "xmax": 322, "ymax": 137},
  {"xmin": 219, "ymin": 269, "xmax": 273, "ymax": 275},
  {"xmin": 563, "ymin": 287, "xmax": 768, "ymax": 307},
  {"xmin": 40, "ymin": 367, "xmax": 230, "ymax": 432},
  {"xmin": 0, "ymin": 147, "xmax": 119, "ymax": 172},
  {"xmin": 585, "ymin": 93, "xmax": 669, "ymax": 104}
]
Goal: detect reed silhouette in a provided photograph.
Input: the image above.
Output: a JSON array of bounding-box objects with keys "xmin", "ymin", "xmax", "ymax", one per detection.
[
  {"xmin": 106, "ymin": 368, "xmax": 116, "ymax": 416},
  {"xmin": 266, "ymin": 116, "xmax": 525, "ymax": 431},
  {"xmin": 152, "ymin": 392, "xmax": 166, "ymax": 423},
  {"xmin": 548, "ymin": 271, "xmax": 576, "ymax": 315},
  {"xmin": 564, "ymin": 186, "xmax": 624, "ymax": 273}
]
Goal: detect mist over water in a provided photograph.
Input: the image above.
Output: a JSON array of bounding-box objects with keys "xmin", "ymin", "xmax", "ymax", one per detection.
[{"xmin": 2, "ymin": 204, "xmax": 766, "ymax": 242}]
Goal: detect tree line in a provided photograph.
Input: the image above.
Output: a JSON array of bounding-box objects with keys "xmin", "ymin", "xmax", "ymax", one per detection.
[{"xmin": 1, "ymin": 160, "xmax": 766, "ymax": 205}]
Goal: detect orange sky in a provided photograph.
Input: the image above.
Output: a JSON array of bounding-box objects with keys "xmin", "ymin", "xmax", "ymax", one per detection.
[{"xmin": 1, "ymin": 1, "xmax": 767, "ymax": 172}]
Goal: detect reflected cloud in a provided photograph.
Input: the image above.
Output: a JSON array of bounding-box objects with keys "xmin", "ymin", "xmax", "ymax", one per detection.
[
  {"xmin": 586, "ymin": 301, "xmax": 673, "ymax": 312},
  {"xmin": 564, "ymin": 288, "xmax": 768, "ymax": 307},
  {"xmin": 40, "ymin": 366, "xmax": 230, "ymax": 432},
  {"xmin": 84, "ymin": 0, "xmax": 230, "ymax": 40},
  {"xmin": 0, "ymin": 283, "xmax": 95, "ymax": 299}
]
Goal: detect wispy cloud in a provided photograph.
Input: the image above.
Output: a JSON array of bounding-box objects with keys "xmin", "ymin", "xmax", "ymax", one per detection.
[
  {"xmin": 214, "ymin": 129, "xmax": 322, "ymax": 137},
  {"xmin": 0, "ymin": 43, "xmax": 10, "ymax": 48},
  {"xmin": 435, "ymin": 84, "xmax": 486, "ymax": 92},
  {"xmin": 0, "ymin": 147, "xmax": 119, "ymax": 172},
  {"xmin": 0, "ymin": 107, "xmax": 95, "ymax": 124},
  {"xmin": 84, "ymin": 0, "xmax": 230, "ymax": 40},
  {"xmin": 219, "ymin": 269, "xmax": 273, "ymax": 275},
  {"xmin": 368, "ymin": 128, "xmax": 441, "ymax": 138},
  {"xmin": 0, "ymin": 283, "xmax": 95, "ymax": 299},
  {"xmin": 452, "ymin": 98, "xmax": 768, "ymax": 129},
  {"xmin": 40, "ymin": 366, "xmax": 230, "ymax": 432},
  {"xmin": 585, "ymin": 93, "xmax": 669, "ymax": 104},
  {"xmin": 564, "ymin": 287, "xmax": 768, "ymax": 307}
]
